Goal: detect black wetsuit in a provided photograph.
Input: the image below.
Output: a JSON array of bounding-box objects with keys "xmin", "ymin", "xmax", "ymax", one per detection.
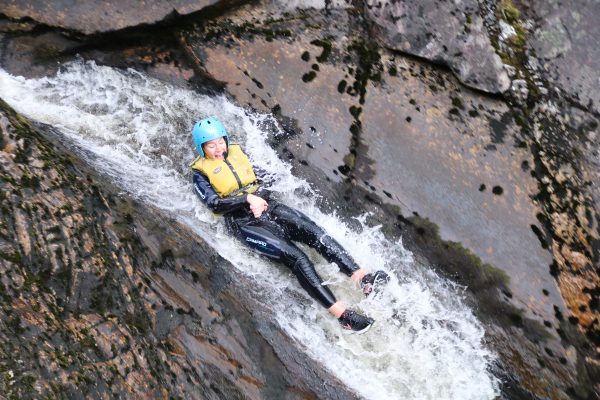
[{"xmin": 192, "ymin": 169, "xmax": 360, "ymax": 308}]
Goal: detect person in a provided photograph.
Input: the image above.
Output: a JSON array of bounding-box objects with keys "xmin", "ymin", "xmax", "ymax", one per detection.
[{"xmin": 190, "ymin": 117, "xmax": 389, "ymax": 333}]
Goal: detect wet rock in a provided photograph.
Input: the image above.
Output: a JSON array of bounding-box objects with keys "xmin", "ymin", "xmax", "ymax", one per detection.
[
  {"xmin": 0, "ymin": 99, "xmax": 354, "ymax": 399},
  {"xmin": 0, "ymin": 0, "xmax": 248, "ymax": 35},
  {"xmin": 0, "ymin": 31, "xmax": 80, "ymax": 78},
  {"xmin": 533, "ymin": 15, "xmax": 571, "ymax": 59},
  {"xmin": 188, "ymin": 10, "xmax": 355, "ymax": 185},
  {"xmin": 0, "ymin": 0, "xmax": 598, "ymax": 397},
  {"xmin": 510, "ymin": 78, "xmax": 528, "ymax": 104},
  {"xmin": 181, "ymin": 4, "xmax": 600, "ymax": 397},
  {"xmin": 364, "ymin": 0, "xmax": 510, "ymax": 94},
  {"xmin": 530, "ymin": 0, "xmax": 600, "ymax": 114},
  {"xmin": 182, "ymin": 3, "xmax": 600, "ymax": 397}
]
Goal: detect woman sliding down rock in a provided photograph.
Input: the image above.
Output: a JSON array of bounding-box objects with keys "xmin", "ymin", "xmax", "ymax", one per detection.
[{"xmin": 189, "ymin": 117, "xmax": 390, "ymax": 334}]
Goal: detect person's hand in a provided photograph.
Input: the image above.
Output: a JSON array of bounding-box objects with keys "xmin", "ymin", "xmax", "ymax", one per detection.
[{"xmin": 247, "ymin": 193, "xmax": 268, "ymax": 218}]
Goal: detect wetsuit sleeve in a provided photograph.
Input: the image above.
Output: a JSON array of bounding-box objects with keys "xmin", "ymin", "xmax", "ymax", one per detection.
[
  {"xmin": 253, "ymin": 166, "xmax": 274, "ymax": 200},
  {"xmin": 192, "ymin": 171, "xmax": 249, "ymax": 213}
]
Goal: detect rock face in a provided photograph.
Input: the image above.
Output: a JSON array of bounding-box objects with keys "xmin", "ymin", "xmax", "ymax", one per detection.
[
  {"xmin": 530, "ymin": 0, "xmax": 600, "ymax": 115},
  {"xmin": 0, "ymin": 99, "xmax": 353, "ymax": 399},
  {"xmin": 0, "ymin": 0, "xmax": 245, "ymax": 35},
  {"xmin": 364, "ymin": 0, "xmax": 510, "ymax": 94},
  {"xmin": 0, "ymin": 0, "xmax": 599, "ymax": 399},
  {"xmin": 183, "ymin": 3, "xmax": 598, "ymax": 398}
]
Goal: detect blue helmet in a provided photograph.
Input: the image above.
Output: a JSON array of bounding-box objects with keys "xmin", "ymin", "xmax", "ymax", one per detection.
[{"xmin": 192, "ymin": 117, "xmax": 229, "ymax": 157}]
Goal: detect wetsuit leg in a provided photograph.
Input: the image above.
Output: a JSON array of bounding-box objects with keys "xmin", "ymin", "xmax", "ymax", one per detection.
[
  {"xmin": 268, "ymin": 203, "xmax": 361, "ymax": 276},
  {"xmin": 278, "ymin": 240, "xmax": 337, "ymax": 308},
  {"xmin": 225, "ymin": 213, "xmax": 337, "ymax": 308}
]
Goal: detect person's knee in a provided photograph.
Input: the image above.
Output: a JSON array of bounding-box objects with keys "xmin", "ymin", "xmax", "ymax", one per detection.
[
  {"xmin": 281, "ymin": 244, "xmax": 310, "ymax": 269},
  {"xmin": 316, "ymin": 234, "xmax": 338, "ymax": 249},
  {"xmin": 291, "ymin": 259, "xmax": 336, "ymax": 307},
  {"xmin": 272, "ymin": 203, "xmax": 307, "ymax": 222}
]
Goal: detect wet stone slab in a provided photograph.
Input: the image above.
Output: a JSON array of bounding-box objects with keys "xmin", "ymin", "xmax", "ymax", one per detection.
[
  {"xmin": 198, "ymin": 37, "xmax": 355, "ymax": 184},
  {"xmin": 358, "ymin": 64, "xmax": 562, "ymax": 324},
  {"xmin": 364, "ymin": 0, "xmax": 510, "ymax": 94},
  {"xmin": 0, "ymin": 0, "xmax": 229, "ymax": 35},
  {"xmin": 530, "ymin": 0, "xmax": 600, "ymax": 114}
]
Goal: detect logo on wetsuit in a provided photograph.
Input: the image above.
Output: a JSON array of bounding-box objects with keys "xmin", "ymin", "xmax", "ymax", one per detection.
[
  {"xmin": 246, "ymin": 236, "xmax": 267, "ymax": 247},
  {"xmin": 194, "ymin": 185, "xmax": 206, "ymax": 199}
]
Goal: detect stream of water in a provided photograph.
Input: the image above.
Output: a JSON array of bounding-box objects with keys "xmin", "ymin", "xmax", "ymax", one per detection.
[{"xmin": 0, "ymin": 61, "xmax": 499, "ymax": 399}]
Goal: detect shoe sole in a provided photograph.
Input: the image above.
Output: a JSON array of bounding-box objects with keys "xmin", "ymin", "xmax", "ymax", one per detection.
[
  {"xmin": 362, "ymin": 274, "xmax": 391, "ymax": 297},
  {"xmin": 343, "ymin": 322, "xmax": 374, "ymax": 335}
]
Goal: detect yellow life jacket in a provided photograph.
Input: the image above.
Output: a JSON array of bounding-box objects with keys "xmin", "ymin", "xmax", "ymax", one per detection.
[{"xmin": 190, "ymin": 144, "xmax": 258, "ymax": 198}]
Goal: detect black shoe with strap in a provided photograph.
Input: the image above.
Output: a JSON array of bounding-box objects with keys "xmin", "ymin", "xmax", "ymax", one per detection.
[
  {"xmin": 338, "ymin": 309, "xmax": 374, "ymax": 334},
  {"xmin": 360, "ymin": 270, "xmax": 390, "ymax": 296}
]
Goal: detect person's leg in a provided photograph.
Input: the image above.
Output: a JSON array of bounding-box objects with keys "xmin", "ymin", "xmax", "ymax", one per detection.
[
  {"xmin": 278, "ymin": 243, "xmax": 372, "ymax": 327},
  {"xmin": 269, "ymin": 203, "xmax": 367, "ymax": 280},
  {"xmin": 269, "ymin": 204, "xmax": 390, "ymax": 296},
  {"xmin": 226, "ymin": 212, "xmax": 375, "ymax": 331},
  {"xmin": 277, "ymin": 239, "xmax": 340, "ymax": 310},
  {"xmin": 226, "ymin": 212, "xmax": 339, "ymax": 309}
]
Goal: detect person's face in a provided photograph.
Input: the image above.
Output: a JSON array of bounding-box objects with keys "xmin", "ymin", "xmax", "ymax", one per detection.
[{"xmin": 203, "ymin": 137, "xmax": 227, "ymax": 160}]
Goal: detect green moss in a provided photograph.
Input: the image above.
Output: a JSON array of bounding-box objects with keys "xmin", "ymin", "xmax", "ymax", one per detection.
[
  {"xmin": 90, "ymin": 287, "xmax": 112, "ymax": 314},
  {"xmin": 481, "ymin": 257, "xmax": 510, "ymax": 286},
  {"xmin": 346, "ymin": 38, "xmax": 383, "ymax": 104},
  {"xmin": 7, "ymin": 316, "xmax": 25, "ymax": 334},
  {"xmin": 499, "ymin": 0, "xmax": 520, "ymax": 25},
  {"xmin": 54, "ymin": 350, "xmax": 70, "ymax": 369},
  {"xmin": 342, "ymin": 153, "xmax": 355, "ymax": 170},
  {"xmin": 0, "ymin": 251, "xmax": 22, "ymax": 264},
  {"xmin": 32, "ymin": 43, "xmax": 60, "ymax": 63},
  {"xmin": 310, "ymin": 37, "xmax": 333, "ymax": 63},
  {"xmin": 495, "ymin": 0, "xmax": 527, "ymax": 66},
  {"xmin": 123, "ymin": 311, "xmax": 149, "ymax": 334},
  {"xmin": 451, "ymin": 96, "xmax": 465, "ymax": 110},
  {"xmin": 405, "ymin": 215, "xmax": 510, "ymax": 289},
  {"xmin": 349, "ymin": 105, "xmax": 362, "ymax": 119}
]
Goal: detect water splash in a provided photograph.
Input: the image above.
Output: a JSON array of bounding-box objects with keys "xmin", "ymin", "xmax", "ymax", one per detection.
[
  {"xmin": 273, "ymin": 0, "xmax": 351, "ymax": 11},
  {"xmin": 0, "ymin": 61, "xmax": 499, "ymax": 399}
]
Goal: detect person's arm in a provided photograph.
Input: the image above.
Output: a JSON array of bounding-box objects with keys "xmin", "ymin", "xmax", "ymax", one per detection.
[
  {"xmin": 192, "ymin": 171, "xmax": 249, "ymax": 213},
  {"xmin": 253, "ymin": 166, "xmax": 275, "ymax": 200}
]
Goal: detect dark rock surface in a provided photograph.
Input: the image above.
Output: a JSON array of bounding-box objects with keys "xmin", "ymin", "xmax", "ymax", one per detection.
[
  {"xmin": 364, "ymin": 0, "xmax": 510, "ymax": 94},
  {"xmin": 0, "ymin": 0, "xmax": 245, "ymax": 35},
  {"xmin": 0, "ymin": 99, "xmax": 353, "ymax": 399},
  {"xmin": 530, "ymin": 0, "xmax": 600, "ymax": 115},
  {"xmin": 0, "ymin": 0, "xmax": 599, "ymax": 399}
]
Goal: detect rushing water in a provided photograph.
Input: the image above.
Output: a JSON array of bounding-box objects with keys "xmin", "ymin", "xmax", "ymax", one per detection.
[{"xmin": 0, "ymin": 61, "xmax": 499, "ymax": 400}]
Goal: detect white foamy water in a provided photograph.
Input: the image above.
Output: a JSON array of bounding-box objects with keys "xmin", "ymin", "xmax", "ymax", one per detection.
[
  {"xmin": 273, "ymin": 0, "xmax": 351, "ymax": 11},
  {"xmin": 0, "ymin": 61, "xmax": 499, "ymax": 400}
]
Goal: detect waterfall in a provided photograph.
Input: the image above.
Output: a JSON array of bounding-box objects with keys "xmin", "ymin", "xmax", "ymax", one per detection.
[{"xmin": 0, "ymin": 61, "xmax": 499, "ymax": 399}]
